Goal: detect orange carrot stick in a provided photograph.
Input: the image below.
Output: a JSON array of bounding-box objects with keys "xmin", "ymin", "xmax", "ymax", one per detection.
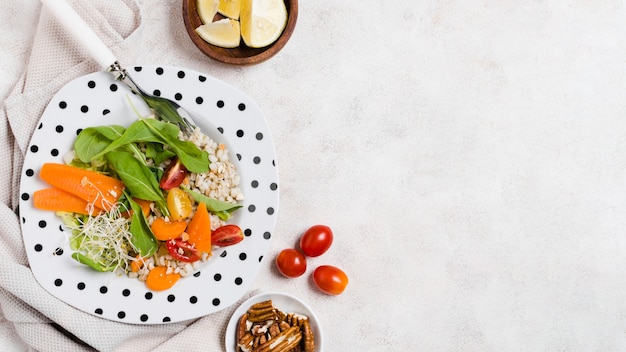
[
  {"xmin": 39, "ymin": 163, "xmax": 124, "ymax": 211},
  {"xmin": 186, "ymin": 202, "xmax": 212, "ymax": 253},
  {"xmin": 33, "ymin": 187, "xmax": 103, "ymax": 215},
  {"xmin": 150, "ymin": 217, "xmax": 187, "ymax": 241}
]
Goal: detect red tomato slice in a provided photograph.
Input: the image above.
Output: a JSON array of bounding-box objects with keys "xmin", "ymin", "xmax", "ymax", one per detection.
[
  {"xmin": 166, "ymin": 239, "xmax": 201, "ymax": 262},
  {"xmin": 160, "ymin": 157, "xmax": 188, "ymax": 190},
  {"xmin": 211, "ymin": 224, "xmax": 244, "ymax": 246}
]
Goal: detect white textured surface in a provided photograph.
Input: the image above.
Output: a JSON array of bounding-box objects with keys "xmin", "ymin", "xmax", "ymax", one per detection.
[{"xmin": 3, "ymin": 0, "xmax": 626, "ymax": 351}]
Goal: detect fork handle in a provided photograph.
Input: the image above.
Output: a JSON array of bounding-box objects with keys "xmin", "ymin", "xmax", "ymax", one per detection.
[{"xmin": 39, "ymin": 0, "xmax": 117, "ymax": 70}]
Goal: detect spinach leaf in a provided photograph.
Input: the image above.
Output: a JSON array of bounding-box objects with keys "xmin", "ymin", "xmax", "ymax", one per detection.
[
  {"xmin": 145, "ymin": 142, "xmax": 176, "ymax": 165},
  {"xmin": 74, "ymin": 125, "xmax": 125, "ymax": 162},
  {"xmin": 182, "ymin": 186, "xmax": 242, "ymax": 221},
  {"xmin": 105, "ymin": 151, "xmax": 169, "ymax": 216},
  {"xmin": 128, "ymin": 196, "xmax": 158, "ymax": 257},
  {"xmin": 141, "ymin": 119, "xmax": 209, "ymax": 173},
  {"xmin": 90, "ymin": 119, "xmax": 209, "ymax": 173},
  {"xmin": 92, "ymin": 119, "xmax": 178, "ymax": 160}
]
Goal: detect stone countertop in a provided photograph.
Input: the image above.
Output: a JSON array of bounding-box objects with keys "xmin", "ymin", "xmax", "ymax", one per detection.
[{"xmin": 2, "ymin": 1, "xmax": 626, "ymax": 350}]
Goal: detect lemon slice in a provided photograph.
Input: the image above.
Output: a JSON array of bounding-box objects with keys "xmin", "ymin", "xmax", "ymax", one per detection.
[
  {"xmin": 218, "ymin": 0, "xmax": 241, "ymax": 20},
  {"xmin": 240, "ymin": 0, "xmax": 288, "ymax": 48},
  {"xmin": 195, "ymin": 18, "xmax": 241, "ymax": 48},
  {"xmin": 197, "ymin": 0, "xmax": 218, "ymax": 24}
]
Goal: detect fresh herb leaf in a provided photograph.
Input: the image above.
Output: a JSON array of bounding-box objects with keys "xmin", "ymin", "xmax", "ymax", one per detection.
[
  {"xmin": 90, "ymin": 119, "xmax": 209, "ymax": 173},
  {"xmin": 128, "ymin": 196, "xmax": 158, "ymax": 257},
  {"xmin": 105, "ymin": 151, "xmax": 169, "ymax": 216},
  {"xmin": 181, "ymin": 186, "xmax": 242, "ymax": 221},
  {"xmin": 145, "ymin": 142, "xmax": 176, "ymax": 165},
  {"xmin": 74, "ymin": 125, "xmax": 125, "ymax": 162},
  {"xmin": 92, "ymin": 119, "xmax": 178, "ymax": 160},
  {"xmin": 140, "ymin": 119, "xmax": 209, "ymax": 173}
]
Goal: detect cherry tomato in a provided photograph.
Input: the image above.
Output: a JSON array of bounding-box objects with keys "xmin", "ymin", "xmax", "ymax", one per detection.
[
  {"xmin": 312, "ymin": 265, "xmax": 348, "ymax": 295},
  {"xmin": 211, "ymin": 224, "xmax": 244, "ymax": 246},
  {"xmin": 275, "ymin": 249, "xmax": 307, "ymax": 278},
  {"xmin": 300, "ymin": 225, "xmax": 333, "ymax": 257},
  {"xmin": 160, "ymin": 157, "xmax": 188, "ymax": 190},
  {"xmin": 166, "ymin": 239, "xmax": 201, "ymax": 262},
  {"xmin": 166, "ymin": 187, "xmax": 192, "ymax": 220}
]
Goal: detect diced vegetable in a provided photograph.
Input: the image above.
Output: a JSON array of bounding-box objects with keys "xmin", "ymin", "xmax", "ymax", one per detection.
[
  {"xmin": 166, "ymin": 239, "xmax": 201, "ymax": 262},
  {"xmin": 186, "ymin": 202, "xmax": 212, "ymax": 252},
  {"xmin": 160, "ymin": 157, "xmax": 188, "ymax": 190},
  {"xmin": 150, "ymin": 217, "xmax": 187, "ymax": 241},
  {"xmin": 33, "ymin": 187, "xmax": 102, "ymax": 215},
  {"xmin": 39, "ymin": 163, "xmax": 124, "ymax": 211},
  {"xmin": 145, "ymin": 266, "xmax": 180, "ymax": 291},
  {"xmin": 133, "ymin": 198, "xmax": 152, "ymax": 217},
  {"xmin": 166, "ymin": 187, "xmax": 193, "ymax": 221},
  {"xmin": 211, "ymin": 224, "xmax": 244, "ymax": 246},
  {"xmin": 130, "ymin": 255, "xmax": 144, "ymax": 273}
]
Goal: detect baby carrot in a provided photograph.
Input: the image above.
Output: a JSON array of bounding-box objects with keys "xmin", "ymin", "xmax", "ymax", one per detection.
[
  {"xmin": 39, "ymin": 163, "xmax": 124, "ymax": 211},
  {"xmin": 186, "ymin": 202, "xmax": 212, "ymax": 253},
  {"xmin": 150, "ymin": 217, "xmax": 187, "ymax": 241},
  {"xmin": 33, "ymin": 187, "xmax": 103, "ymax": 215}
]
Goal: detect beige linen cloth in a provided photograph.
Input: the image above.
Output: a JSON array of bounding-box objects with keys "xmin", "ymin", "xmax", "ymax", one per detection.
[{"xmin": 0, "ymin": 1, "xmax": 255, "ymax": 351}]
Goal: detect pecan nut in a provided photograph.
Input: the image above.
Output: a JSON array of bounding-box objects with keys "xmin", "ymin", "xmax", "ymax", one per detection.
[{"xmin": 236, "ymin": 299, "xmax": 315, "ymax": 352}]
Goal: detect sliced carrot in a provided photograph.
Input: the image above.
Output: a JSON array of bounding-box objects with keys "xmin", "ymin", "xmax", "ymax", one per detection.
[
  {"xmin": 39, "ymin": 163, "xmax": 124, "ymax": 211},
  {"xmin": 134, "ymin": 198, "xmax": 152, "ymax": 217},
  {"xmin": 145, "ymin": 266, "xmax": 180, "ymax": 291},
  {"xmin": 186, "ymin": 202, "xmax": 212, "ymax": 253},
  {"xmin": 121, "ymin": 198, "xmax": 153, "ymax": 219},
  {"xmin": 130, "ymin": 255, "xmax": 144, "ymax": 273},
  {"xmin": 150, "ymin": 217, "xmax": 187, "ymax": 241},
  {"xmin": 33, "ymin": 187, "xmax": 103, "ymax": 215}
]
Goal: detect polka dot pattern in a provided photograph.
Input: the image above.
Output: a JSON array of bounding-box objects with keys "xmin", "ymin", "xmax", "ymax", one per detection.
[{"xmin": 18, "ymin": 65, "xmax": 279, "ymax": 324}]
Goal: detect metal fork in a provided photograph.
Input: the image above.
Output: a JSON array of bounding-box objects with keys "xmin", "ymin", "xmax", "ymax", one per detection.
[{"xmin": 40, "ymin": 0, "xmax": 197, "ymax": 136}]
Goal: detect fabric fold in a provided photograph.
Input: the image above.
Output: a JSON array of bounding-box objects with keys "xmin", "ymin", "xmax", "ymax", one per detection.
[{"xmin": 0, "ymin": 1, "xmax": 259, "ymax": 350}]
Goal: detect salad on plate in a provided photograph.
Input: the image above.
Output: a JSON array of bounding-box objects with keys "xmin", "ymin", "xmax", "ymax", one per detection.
[{"xmin": 32, "ymin": 114, "xmax": 245, "ymax": 291}]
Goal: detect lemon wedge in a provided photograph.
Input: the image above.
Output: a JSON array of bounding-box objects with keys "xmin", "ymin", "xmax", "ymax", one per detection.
[
  {"xmin": 195, "ymin": 18, "xmax": 241, "ymax": 48},
  {"xmin": 197, "ymin": 0, "xmax": 218, "ymax": 24},
  {"xmin": 218, "ymin": 0, "xmax": 241, "ymax": 20},
  {"xmin": 240, "ymin": 0, "xmax": 288, "ymax": 48}
]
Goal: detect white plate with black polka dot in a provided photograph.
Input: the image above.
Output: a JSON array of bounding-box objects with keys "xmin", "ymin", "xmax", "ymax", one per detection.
[{"xmin": 18, "ymin": 65, "xmax": 279, "ymax": 324}]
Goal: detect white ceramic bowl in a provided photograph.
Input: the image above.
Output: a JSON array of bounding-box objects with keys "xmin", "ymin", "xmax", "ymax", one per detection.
[{"xmin": 225, "ymin": 291, "xmax": 324, "ymax": 351}]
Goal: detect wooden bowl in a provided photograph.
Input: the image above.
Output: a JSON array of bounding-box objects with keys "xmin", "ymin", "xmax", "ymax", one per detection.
[{"xmin": 182, "ymin": 0, "xmax": 298, "ymax": 65}]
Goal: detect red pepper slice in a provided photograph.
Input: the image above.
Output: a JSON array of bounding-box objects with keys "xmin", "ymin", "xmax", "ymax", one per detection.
[{"xmin": 166, "ymin": 239, "xmax": 201, "ymax": 262}]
